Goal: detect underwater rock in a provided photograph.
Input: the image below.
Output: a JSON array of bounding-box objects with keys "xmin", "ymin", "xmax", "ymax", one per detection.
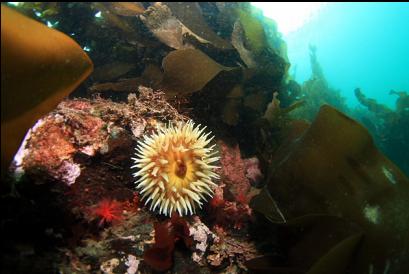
[
  {"xmin": 207, "ymin": 234, "xmax": 259, "ymax": 271},
  {"xmin": 1, "ymin": 85, "xmax": 190, "ymax": 271},
  {"xmin": 262, "ymin": 105, "xmax": 409, "ymax": 273},
  {"xmin": 222, "ymin": 98, "xmax": 242, "ymax": 126},
  {"xmin": 68, "ymin": 211, "xmax": 152, "ymax": 272},
  {"xmin": 223, "ymin": 101, "xmax": 245, "ymax": 127},
  {"xmin": 54, "ymin": 160, "xmax": 82, "ymax": 186},
  {"xmin": 23, "ymin": 115, "xmax": 76, "ymax": 170},
  {"xmin": 100, "ymin": 258, "xmax": 120, "ymax": 274},
  {"xmin": 20, "ymin": 114, "xmax": 84, "ymax": 185},
  {"xmin": 206, "ymin": 142, "xmax": 260, "ymax": 230},
  {"xmin": 19, "ymin": 86, "xmax": 185, "ymax": 185},
  {"xmin": 244, "ymin": 90, "xmax": 269, "ymax": 114},
  {"xmin": 125, "ymin": 254, "xmax": 140, "ymax": 274},
  {"xmin": 9, "ymin": 86, "xmax": 197, "ymax": 271},
  {"xmin": 1, "ymin": 5, "xmax": 93, "ymax": 175},
  {"xmin": 219, "ymin": 142, "xmax": 251, "ymax": 198},
  {"xmin": 189, "ymin": 216, "xmax": 219, "ymax": 264}
]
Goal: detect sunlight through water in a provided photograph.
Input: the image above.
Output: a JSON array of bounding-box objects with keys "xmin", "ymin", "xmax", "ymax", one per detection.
[{"xmin": 251, "ymin": 2, "xmax": 326, "ymax": 35}]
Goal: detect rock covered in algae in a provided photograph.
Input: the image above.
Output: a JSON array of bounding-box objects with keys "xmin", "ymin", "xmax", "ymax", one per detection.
[{"xmin": 255, "ymin": 105, "xmax": 409, "ymax": 274}]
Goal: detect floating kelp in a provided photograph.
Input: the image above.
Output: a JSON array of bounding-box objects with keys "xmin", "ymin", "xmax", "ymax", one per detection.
[
  {"xmin": 290, "ymin": 46, "xmax": 348, "ymax": 121},
  {"xmin": 253, "ymin": 105, "xmax": 409, "ymax": 273},
  {"xmin": 355, "ymin": 88, "xmax": 393, "ymax": 118},
  {"xmin": 1, "ymin": 5, "xmax": 93, "ymax": 175},
  {"xmin": 354, "ymin": 88, "xmax": 409, "ymax": 176},
  {"xmin": 390, "ymin": 90, "xmax": 409, "ymax": 113}
]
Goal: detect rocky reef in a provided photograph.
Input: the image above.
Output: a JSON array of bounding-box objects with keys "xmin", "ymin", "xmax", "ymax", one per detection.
[{"xmin": 1, "ymin": 2, "xmax": 408, "ymax": 274}]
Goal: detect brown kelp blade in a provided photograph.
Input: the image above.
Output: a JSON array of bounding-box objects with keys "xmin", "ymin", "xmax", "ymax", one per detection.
[
  {"xmin": 245, "ymin": 214, "xmax": 363, "ymax": 274},
  {"xmin": 160, "ymin": 48, "xmax": 232, "ymax": 96},
  {"xmin": 1, "ymin": 5, "xmax": 93, "ymax": 175},
  {"xmin": 259, "ymin": 105, "xmax": 409, "ymax": 273}
]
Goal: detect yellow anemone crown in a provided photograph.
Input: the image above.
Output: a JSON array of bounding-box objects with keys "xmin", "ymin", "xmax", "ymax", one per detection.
[{"xmin": 132, "ymin": 120, "xmax": 220, "ymax": 216}]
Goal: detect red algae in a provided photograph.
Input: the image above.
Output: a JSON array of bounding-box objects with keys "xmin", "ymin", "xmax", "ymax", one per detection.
[
  {"xmin": 143, "ymin": 213, "xmax": 193, "ymax": 272},
  {"xmin": 219, "ymin": 142, "xmax": 250, "ymax": 196},
  {"xmin": 207, "ymin": 141, "xmax": 261, "ymax": 229}
]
